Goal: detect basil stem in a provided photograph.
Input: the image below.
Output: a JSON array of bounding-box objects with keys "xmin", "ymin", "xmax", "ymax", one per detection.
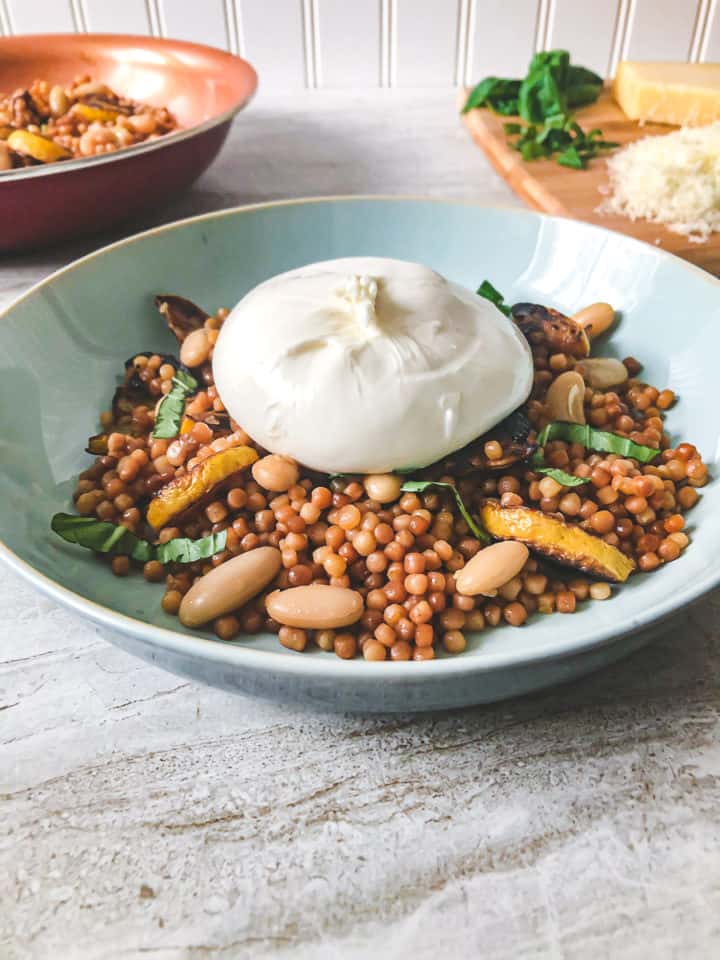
[
  {"xmin": 535, "ymin": 466, "xmax": 588, "ymax": 487},
  {"xmin": 536, "ymin": 421, "xmax": 660, "ymax": 464},
  {"xmin": 152, "ymin": 369, "xmax": 198, "ymax": 440},
  {"xmin": 529, "ymin": 450, "xmax": 588, "ymax": 487},
  {"xmin": 51, "ymin": 513, "xmax": 226, "ymax": 563},
  {"xmin": 400, "ymin": 481, "xmax": 490, "ymax": 544}
]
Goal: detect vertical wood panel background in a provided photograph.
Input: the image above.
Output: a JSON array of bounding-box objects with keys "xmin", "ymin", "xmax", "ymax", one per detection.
[
  {"xmin": 702, "ymin": 0, "xmax": 720, "ymax": 61},
  {"xmin": 81, "ymin": 0, "xmax": 150, "ymax": 34},
  {"xmin": 466, "ymin": 0, "xmax": 538, "ymax": 80},
  {"xmin": 393, "ymin": 0, "xmax": 461, "ymax": 86},
  {"xmin": 239, "ymin": 0, "xmax": 308, "ymax": 88},
  {"xmin": 157, "ymin": 0, "xmax": 229, "ymax": 49},
  {"xmin": 546, "ymin": 0, "xmax": 621, "ymax": 77},
  {"xmin": 315, "ymin": 0, "xmax": 381, "ymax": 87},
  {"xmin": 1, "ymin": 0, "xmax": 718, "ymax": 89},
  {"xmin": 623, "ymin": 0, "xmax": 700, "ymax": 61},
  {"xmin": 5, "ymin": 0, "xmax": 75, "ymax": 33}
]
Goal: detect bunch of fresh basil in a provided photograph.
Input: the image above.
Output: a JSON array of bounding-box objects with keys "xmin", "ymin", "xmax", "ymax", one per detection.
[{"xmin": 463, "ymin": 50, "xmax": 616, "ymax": 169}]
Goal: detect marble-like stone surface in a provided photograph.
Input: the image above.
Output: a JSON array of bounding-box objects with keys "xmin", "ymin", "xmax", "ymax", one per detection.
[{"xmin": 1, "ymin": 90, "xmax": 719, "ymax": 960}]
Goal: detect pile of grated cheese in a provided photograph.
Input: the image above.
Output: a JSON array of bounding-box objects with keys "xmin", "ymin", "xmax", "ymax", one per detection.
[{"xmin": 602, "ymin": 122, "xmax": 720, "ymax": 243}]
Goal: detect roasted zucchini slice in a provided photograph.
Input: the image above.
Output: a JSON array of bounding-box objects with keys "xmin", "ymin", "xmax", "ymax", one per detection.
[
  {"xmin": 147, "ymin": 445, "xmax": 258, "ymax": 529},
  {"xmin": 480, "ymin": 500, "xmax": 635, "ymax": 582},
  {"xmin": 425, "ymin": 408, "xmax": 536, "ymax": 478},
  {"xmin": 7, "ymin": 129, "xmax": 71, "ymax": 163},
  {"xmin": 512, "ymin": 302, "xmax": 590, "ymax": 358},
  {"xmin": 73, "ymin": 103, "xmax": 122, "ymax": 123},
  {"xmin": 154, "ymin": 295, "xmax": 209, "ymax": 343}
]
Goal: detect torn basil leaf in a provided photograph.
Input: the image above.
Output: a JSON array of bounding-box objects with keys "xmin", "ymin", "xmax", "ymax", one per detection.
[
  {"xmin": 536, "ymin": 421, "xmax": 660, "ymax": 464},
  {"xmin": 463, "ymin": 49, "xmax": 609, "ymax": 170},
  {"xmin": 556, "ymin": 145, "xmax": 583, "ymax": 169},
  {"xmin": 400, "ymin": 481, "xmax": 490, "ymax": 544},
  {"xmin": 536, "ymin": 466, "xmax": 588, "ymax": 487},
  {"xmin": 462, "ymin": 76, "xmax": 521, "ymax": 116},
  {"xmin": 51, "ymin": 513, "xmax": 226, "ymax": 563},
  {"xmin": 530, "ymin": 450, "xmax": 587, "ymax": 486},
  {"xmin": 152, "ymin": 368, "xmax": 198, "ymax": 440},
  {"xmin": 477, "ymin": 280, "xmax": 512, "ymax": 317}
]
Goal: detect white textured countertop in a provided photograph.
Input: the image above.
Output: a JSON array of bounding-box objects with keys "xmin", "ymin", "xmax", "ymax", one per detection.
[{"xmin": 2, "ymin": 90, "xmax": 719, "ymax": 960}]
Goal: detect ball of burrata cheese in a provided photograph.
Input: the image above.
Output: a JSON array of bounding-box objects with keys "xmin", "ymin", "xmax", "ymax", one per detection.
[{"xmin": 212, "ymin": 257, "xmax": 533, "ymax": 474}]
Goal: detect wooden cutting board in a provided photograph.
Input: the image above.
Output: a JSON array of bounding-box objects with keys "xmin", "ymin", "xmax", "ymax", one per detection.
[{"xmin": 461, "ymin": 87, "xmax": 720, "ymax": 275}]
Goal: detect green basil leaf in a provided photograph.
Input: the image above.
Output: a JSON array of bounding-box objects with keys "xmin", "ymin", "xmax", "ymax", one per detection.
[
  {"xmin": 536, "ymin": 466, "xmax": 588, "ymax": 487},
  {"xmin": 462, "ymin": 76, "xmax": 521, "ymax": 115},
  {"xmin": 557, "ymin": 145, "xmax": 584, "ymax": 169},
  {"xmin": 155, "ymin": 532, "xmax": 227, "ymax": 563},
  {"xmin": 399, "ymin": 481, "xmax": 490, "ymax": 544},
  {"xmin": 476, "ymin": 280, "xmax": 511, "ymax": 317},
  {"xmin": 519, "ymin": 139, "xmax": 545, "ymax": 161},
  {"xmin": 566, "ymin": 64, "xmax": 603, "ymax": 88},
  {"xmin": 466, "ymin": 50, "xmax": 610, "ymax": 171},
  {"xmin": 51, "ymin": 513, "xmax": 226, "ymax": 563},
  {"xmin": 152, "ymin": 368, "xmax": 198, "ymax": 440},
  {"xmin": 518, "ymin": 50, "xmax": 570, "ymax": 122},
  {"xmin": 530, "ymin": 449, "xmax": 588, "ymax": 486},
  {"xmin": 566, "ymin": 65, "xmax": 603, "ymax": 108},
  {"xmin": 536, "ymin": 422, "xmax": 660, "ymax": 464}
]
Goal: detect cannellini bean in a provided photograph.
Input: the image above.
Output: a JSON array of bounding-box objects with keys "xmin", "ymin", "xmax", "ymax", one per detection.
[
  {"xmin": 363, "ymin": 473, "xmax": 403, "ymax": 503},
  {"xmin": 252, "ymin": 454, "xmax": 300, "ymax": 493},
  {"xmin": 572, "ymin": 302, "xmax": 615, "ymax": 340},
  {"xmin": 545, "ymin": 370, "xmax": 586, "ymax": 424},
  {"xmin": 73, "ymin": 81, "xmax": 112, "ymax": 97},
  {"xmin": 266, "ymin": 585, "xmax": 364, "ymax": 629},
  {"xmin": 454, "ymin": 541, "xmax": 529, "ymax": 597},
  {"xmin": 180, "ymin": 328, "xmax": 210, "ymax": 368},
  {"xmin": 48, "ymin": 84, "xmax": 69, "ymax": 117},
  {"xmin": 129, "ymin": 113, "xmax": 157, "ymax": 135},
  {"xmin": 78, "ymin": 131, "xmax": 97, "ymax": 156},
  {"xmin": 179, "ymin": 547, "xmax": 281, "ymax": 628},
  {"xmin": 575, "ymin": 357, "xmax": 628, "ymax": 389}
]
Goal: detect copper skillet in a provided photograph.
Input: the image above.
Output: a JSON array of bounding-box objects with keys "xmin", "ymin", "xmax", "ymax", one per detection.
[{"xmin": 0, "ymin": 33, "xmax": 257, "ymax": 252}]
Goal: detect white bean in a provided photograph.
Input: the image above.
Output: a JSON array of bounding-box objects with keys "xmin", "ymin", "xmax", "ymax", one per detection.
[
  {"xmin": 545, "ymin": 371, "xmax": 586, "ymax": 424},
  {"xmin": 179, "ymin": 547, "xmax": 281, "ymax": 628},
  {"xmin": 179, "ymin": 328, "xmax": 210, "ymax": 368},
  {"xmin": 575, "ymin": 358, "xmax": 628, "ymax": 389},
  {"xmin": 266, "ymin": 585, "xmax": 364, "ymax": 628},
  {"xmin": 572, "ymin": 302, "xmax": 615, "ymax": 340},
  {"xmin": 454, "ymin": 541, "xmax": 529, "ymax": 597}
]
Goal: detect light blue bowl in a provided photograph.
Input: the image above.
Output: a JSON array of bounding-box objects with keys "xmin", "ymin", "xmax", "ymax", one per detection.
[{"xmin": 1, "ymin": 198, "xmax": 718, "ymax": 712}]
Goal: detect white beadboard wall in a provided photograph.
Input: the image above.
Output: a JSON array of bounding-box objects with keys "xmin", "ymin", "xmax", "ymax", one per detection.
[{"xmin": 0, "ymin": 0, "xmax": 718, "ymax": 89}]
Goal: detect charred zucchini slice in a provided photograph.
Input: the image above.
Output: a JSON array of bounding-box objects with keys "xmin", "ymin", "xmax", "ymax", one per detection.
[
  {"xmin": 427, "ymin": 408, "xmax": 536, "ymax": 477},
  {"xmin": 72, "ymin": 103, "xmax": 122, "ymax": 123},
  {"xmin": 154, "ymin": 295, "xmax": 209, "ymax": 343},
  {"xmin": 512, "ymin": 302, "xmax": 590, "ymax": 358},
  {"xmin": 7, "ymin": 129, "xmax": 71, "ymax": 163},
  {"xmin": 480, "ymin": 500, "xmax": 635, "ymax": 582},
  {"xmin": 147, "ymin": 445, "xmax": 258, "ymax": 529}
]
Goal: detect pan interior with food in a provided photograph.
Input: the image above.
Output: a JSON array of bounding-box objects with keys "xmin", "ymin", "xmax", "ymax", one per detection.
[{"xmin": 0, "ymin": 34, "xmax": 257, "ymax": 252}]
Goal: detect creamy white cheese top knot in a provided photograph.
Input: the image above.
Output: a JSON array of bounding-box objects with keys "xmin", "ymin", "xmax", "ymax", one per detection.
[{"xmin": 212, "ymin": 257, "xmax": 533, "ymax": 474}]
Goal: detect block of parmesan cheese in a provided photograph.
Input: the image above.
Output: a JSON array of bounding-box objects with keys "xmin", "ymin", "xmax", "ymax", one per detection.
[{"xmin": 613, "ymin": 61, "xmax": 720, "ymax": 126}]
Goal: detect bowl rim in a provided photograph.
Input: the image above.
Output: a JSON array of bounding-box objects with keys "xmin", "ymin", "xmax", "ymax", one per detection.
[
  {"xmin": 0, "ymin": 32, "xmax": 258, "ymax": 183},
  {"xmin": 1, "ymin": 195, "xmax": 718, "ymax": 681}
]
